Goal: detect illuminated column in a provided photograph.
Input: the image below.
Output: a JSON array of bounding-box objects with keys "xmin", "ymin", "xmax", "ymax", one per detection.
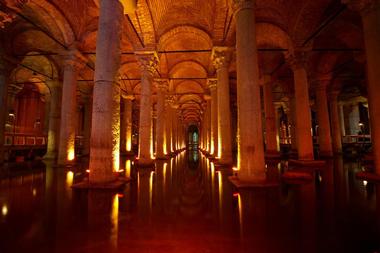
[
  {"xmin": 208, "ymin": 78, "xmax": 218, "ymax": 156},
  {"xmin": 315, "ymin": 77, "xmax": 333, "ymax": 157},
  {"xmin": 121, "ymin": 94, "xmax": 134, "ymax": 154},
  {"xmin": 289, "ymin": 94, "xmax": 298, "ymax": 153},
  {"xmin": 45, "ymin": 80, "xmax": 62, "ymax": 159},
  {"xmin": 205, "ymin": 96, "xmax": 212, "ymax": 153},
  {"xmin": 344, "ymin": 0, "xmax": 380, "ymax": 173},
  {"xmin": 263, "ymin": 75, "xmax": 279, "ymax": 156},
  {"xmin": 212, "ymin": 47, "xmax": 233, "ymax": 164},
  {"xmin": 348, "ymin": 103, "xmax": 360, "ymax": 135},
  {"xmin": 0, "ymin": 54, "xmax": 7, "ymax": 164},
  {"xmin": 287, "ymin": 52, "xmax": 314, "ymax": 160},
  {"xmin": 156, "ymin": 79, "xmax": 168, "ymax": 159},
  {"xmin": 329, "ymin": 91, "xmax": 343, "ymax": 153},
  {"xmin": 57, "ymin": 50, "xmax": 86, "ymax": 165},
  {"xmin": 233, "ymin": 0, "xmax": 265, "ymax": 182},
  {"xmin": 82, "ymin": 90, "xmax": 93, "ymax": 156},
  {"xmin": 165, "ymin": 95, "xmax": 174, "ymax": 154},
  {"xmin": 88, "ymin": 0, "xmax": 123, "ymax": 184},
  {"xmin": 171, "ymin": 105, "xmax": 179, "ymax": 151},
  {"xmin": 136, "ymin": 51, "xmax": 158, "ymax": 166},
  {"xmin": 339, "ymin": 104, "xmax": 346, "ymax": 137}
]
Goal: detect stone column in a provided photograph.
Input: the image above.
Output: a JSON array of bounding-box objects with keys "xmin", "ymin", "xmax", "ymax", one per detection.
[
  {"xmin": 289, "ymin": 94, "xmax": 298, "ymax": 153},
  {"xmin": 329, "ymin": 91, "xmax": 343, "ymax": 153},
  {"xmin": 287, "ymin": 52, "xmax": 314, "ymax": 160},
  {"xmin": 233, "ymin": 0, "xmax": 265, "ymax": 182},
  {"xmin": 165, "ymin": 95, "xmax": 174, "ymax": 155},
  {"xmin": 45, "ymin": 80, "xmax": 62, "ymax": 159},
  {"xmin": 212, "ymin": 47, "xmax": 233, "ymax": 165},
  {"xmin": 348, "ymin": 103, "xmax": 360, "ymax": 135},
  {"xmin": 57, "ymin": 50, "xmax": 86, "ymax": 165},
  {"xmin": 136, "ymin": 51, "xmax": 158, "ymax": 166},
  {"xmin": 88, "ymin": 0, "xmax": 123, "ymax": 184},
  {"xmin": 155, "ymin": 79, "xmax": 168, "ymax": 159},
  {"xmin": 315, "ymin": 77, "xmax": 333, "ymax": 157},
  {"xmin": 82, "ymin": 90, "xmax": 93, "ymax": 156},
  {"xmin": 263, "ymin": 75, "xmax": 279, "ymax": 156},
  {"xmin": 121, "ymin": 94, "xmax": 134, "ymax": 155},
  {"xmin": 344, "ymin": 0, "xmax": 380, "ymax": 173},
  {"xmin": 208, "ymin": 78, "xmax": 218, "ymax": 156},
  {"xmin": 205, "ymin": 97, "xmax": 212, "ymax": 153}
]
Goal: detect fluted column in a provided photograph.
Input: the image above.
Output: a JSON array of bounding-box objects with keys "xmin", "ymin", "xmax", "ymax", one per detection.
[
  {"xmin": 208, "ymin": 79, "xmax": 218, "ymax": 156},
  {"xmin": 233, "ymin": 0, "xmax": 265, "ymax": 182},
  {"xmin": 88, "ymin": 0, "xmax": 123, "ymax": 184},
  {"xmin": 45, "ymin": 80, "xmax": 62, "ymax": 159},
  {"xmin": 155, "ymin": 79, "xmax": 168, "ymax": 159},
  {"xmin": 263, "ymin": 75, "xmax": 279, "ymax": 156},
  {"xmin": 121, "ymin": 94, "xmax": 134, "ymax": 155},
  {"xmin": 315, "ymin": 77, "xmax": 333, "ymax": 157},
  {"xmin": 212, "ymin": 47, "xmax": 233, "ymax": 165},
  {"xmin": 344, "ymin": 0, "xmax": 380, "ymax": 173},
  {"xmin": 136, "ymin": 52, "xmax": 158, "ymax": 166},
  {"xmin": 57, "ymin": 50, "xmax": 86, "ymax": 165},
  {"xmin": 329, "ymin": 91, "xmax": 343, "ymax": 153},
  {"xmin": 287, "ymin": 52, "xmax": 314, "ymax": 160}
]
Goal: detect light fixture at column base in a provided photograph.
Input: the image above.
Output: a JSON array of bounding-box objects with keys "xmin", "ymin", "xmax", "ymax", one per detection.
[
  {"xmin": 356, "ymin": 172, "xmax": 380, "ymax": 183},
  {"xmin": 72, "ymin": 178, "xmax": 128, "ymax": 190}
]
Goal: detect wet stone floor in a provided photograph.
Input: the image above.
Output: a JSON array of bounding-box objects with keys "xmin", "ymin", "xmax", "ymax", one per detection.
[{"xmin": 0, "ymin": 150, "xmax": 379, "ymax": 253}]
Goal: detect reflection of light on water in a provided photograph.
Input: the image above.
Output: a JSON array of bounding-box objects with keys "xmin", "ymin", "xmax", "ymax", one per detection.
[
  {"xmin": 2, "ymin": 205, "xmax": 8, "ymax": 217},
  {"xmin": 66, "ymin": 171, "xmax": 74, "ymax": 188},
  {"xmin": 32, "ymin": 188, "xmax": 37, "ymax": 197},
  {"xmin": 217, "ymin": 171, "xmax": 223, "ymax": 218},
  {"xmin": 125, "ymin": 160, "xmax": 131, "ymax": 178},
  {"xmin": 110, "ymin": 194, "xmax": 119, "ymax": 248},
  {"xmin": 363, "ymin": 180, "xmax": 368, "ymax": 186},
  {"xmin": 237, "ymin": 193, "xmax": 243, "ymax": 236},
  {"xmin": 149, "ymin": 171, "xmax": 155, "ymax": 211},
  {"xmin": 163, "ymin": 163, "xmax": 167, "ymax": 191}
]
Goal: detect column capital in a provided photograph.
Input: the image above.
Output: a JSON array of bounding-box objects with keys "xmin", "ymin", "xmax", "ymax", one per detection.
[
  {"xmin": 207, "ymin": 78, "xmax": 218, "ymax": 91},
  {"xmin": 231, "ymin": 0, "xmax": 255, "ymax": 14},
  {"xmin": 155, "ymin": 78, "xmax": 169, "ymax": 92},
  {"xmin": 61, "ymin": 49, "xmax": 87, "ymax": 72},
  {"xmin": 211, "ymin": 47, "xmax": 233, "ymax": 70},
  {"xmin": 122, "ymin": 93, "xmax": 135, "ymax": 100},
  {"xmin": 165, "ymin": 94, "xmax": 176, "ymax": 104},
  {"xmin": 342, "ymin": 0, "xmax": 380, "ymax": 15},
  {"xmin": 286, "ymin": 51, "xmax": 309, "ymax": 71},
  {"xmin": 135, "ymin": 51, "xmax": 159, "ymax": 76},
  {"xmin": 315, "ymin": 74, "xmax": 332, "ymax": 90}
]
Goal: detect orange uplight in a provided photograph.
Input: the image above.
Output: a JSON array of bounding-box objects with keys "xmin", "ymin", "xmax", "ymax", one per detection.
[
  {"xmin": 232, "ymin": 167, "xmax": 239, "ymax": 171},
  {"xmin": 67, "ymin": 148, "xmax": 75, "ymax": 161},
  {"xmin": 86, "ymin": 169, "xmax": 90, "ymax": 173},
  {"xmin": 233, "ymin": 192, "xmax": 240, "ymax": 198},
  {"xmin": 117, "ymin": 193, "xmax": 124, "ymax": 198}
]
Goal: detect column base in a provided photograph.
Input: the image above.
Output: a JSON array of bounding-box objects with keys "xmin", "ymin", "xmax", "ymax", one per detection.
[
  {"xmin": 72, "ymin": 178, "xmax": 129, "ymax": 190},
  {"xmin": 265, "ymin": 151, "xmax": 282, "ymax": 160},
  {"xmin": 43, "ymin": 152, "xmax": 57, "ymax": 160},
  {"xmin": 228, "ymin": 176, "xmax": 279, "ymax": 188},
  {"xmin": 282, "ymin": 171, "xmax": 313, "ymax": 185},
  {"xmin": 136, "ymin": 159, "xmax": 155, "ymax": 168},
  {"xmin": 288, "ymin": 159, "xmax": 326, "ymax": 167},
  {"xmin": 156, "ymin": 155, "xmax": 169, "ymax": 160},
  {"xmin": 356, "ymin": 172, "xmax": 380, "ymax": 183}
]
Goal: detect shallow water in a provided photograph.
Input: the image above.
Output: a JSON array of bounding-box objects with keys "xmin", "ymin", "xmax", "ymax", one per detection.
[{"xmin": 0, "ymin": 151, "xmax": 379, "ymax": 253}]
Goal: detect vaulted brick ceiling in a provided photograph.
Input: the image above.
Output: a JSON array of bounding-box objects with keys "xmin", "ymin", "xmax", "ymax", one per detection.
[{"xmin": 0, "ymin": 0, "xmax": 365, "ymax": 125}]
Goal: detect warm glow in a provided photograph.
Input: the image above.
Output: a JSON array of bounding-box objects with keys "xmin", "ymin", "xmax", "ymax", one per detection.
[
  {"xmin": 113, "ymin": 149, "xmax": 120, "ymax": 172},
  {"xmin": 218, "ymin": 135, "xmax": 222, "ymax": 158},
  {"xmin": 125, "ymin": 160, "xmax": 131, "ymax": 178},
  {"xmin": 149, "ymin": 171, "xmax": 154, "ymax": 211},
  {"xmin": 163, "ymin": 162, "xmax": 167, "ymax": 190},
  {"xmin": 363, "ymin": 180, "xmax": 368, "ymax": 186},
  {"xmin": 67, "ymin": 148, "xmax": 75, "ymax": 161},
  {"xmin": 86, "ymin": 169, "xmax": 90, "ymax": 173},
  {"xmin": 126, "ymin": 136, "xmax": 132, "ymax": 152},
  {"xmin": 237, "ymin": 193, "xmax": 243, "ymax": 235},
  {"xmin": 32, "ymin": 188, "xmax": 37, "ymax": 197},
  {"xmin": 66, "ymin": 171, "xmax": 74, "ymax": 187},
  {"xmin": 232, "ymin": 167, "xmax": 239, "ymax": 171},
  {"xmin": 2, "ymin": 205, "xmax": 8, "ymax": 217},
  {"xmin": 111, "ymin": 194, "xmax": 119, "ymax": 248},
  {"xmin": 217, "ymin": 171, "xmax": 223, "ymax": 216}
]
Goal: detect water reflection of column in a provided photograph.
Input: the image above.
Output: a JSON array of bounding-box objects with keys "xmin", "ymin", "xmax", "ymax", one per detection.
[
  {"xmin": 334, "ymin": 157, "xmax": 348, "ymax": 211},
  {"xmin": 296, "ymin": 182, "xmax": 316, "ymax": 253}
]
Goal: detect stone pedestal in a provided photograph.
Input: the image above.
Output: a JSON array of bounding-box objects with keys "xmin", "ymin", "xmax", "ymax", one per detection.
[
  {"xmin": 287, "ymin": 52, "xmax": 314, "ymax": 161},
  {"xmin": 208, "ymin": 79, "xmax": 218, "ymax": 157},
  {"xmin": 88, "ymin": 0, "xmax": 123, "ymax": 185},
  {"xmin": 136, "ymin": 52, "xmax": 159, "ymax": 166},
  {"xmin": 57, "ymin": 50, "xmax": 86, "ymax": 166},
  {"xmin": 232, "ymin": 0, "xmax": 266, "ymax": 183},
  {"xmin": 315, "ymin": 78, "xmax": 333, "ymax": 157},
  {"xmin": 45, "ymin": 81, "xmax": 62, "ymax": 159},
  {"xmin": 212, "ymin": 47, "xmax": 233, "ymax": 165}
]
